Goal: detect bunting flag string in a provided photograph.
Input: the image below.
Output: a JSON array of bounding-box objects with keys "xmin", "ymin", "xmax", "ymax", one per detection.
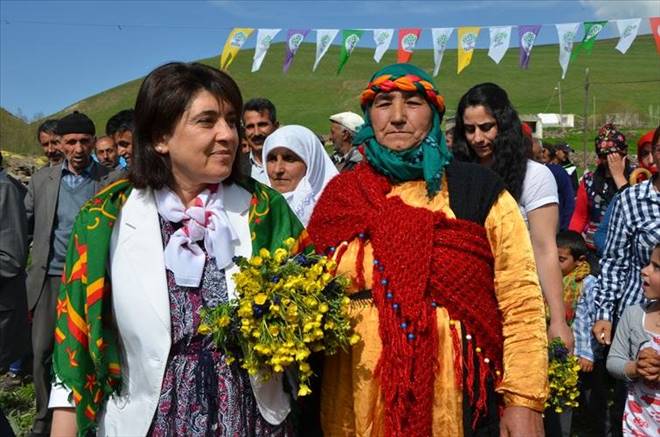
[
  {"xmin": 338, "ymin": 29, "xmax": 363, "ymax": 74},
  {"xmin": 615, "ymin": 18, "xmax": 641, "ymax": 54},
  {"xmin": 220, "ymin": 28, "xmax": 254, "ymax": 70},
  {"xmin": 518, "ymin": 24, "xmax": 541, "ymax": 69},
  {"xmin": 397, "ymin": 28, "xmax": 422, "ymax": 63},
  {"xmin": 222, "ymin": 17, "xmax": 656, "ymax": 79},
  {"xmin": 556, "ymin": 22, "xmax": 580, "ymax": 79},
  {"xmin": 650, "ymin": 17, "xmax": 660, "ymax": 55},
  {"xmin": 313, "ymin": 29, "xmax": 338, "ymax": 71},
  {"xmin": 457, "ymin": 26, "xmax": 480, "ymax": 74},
  {"xmin": 252, "ymin": 29, "xmax": 280, "ymax": 72},
  {"xmin": 283, "ymin": 29, "xmax": 309, "ymax": 73},
  {"xmin": 573, "ymin": 20, "xmax": 608, "ymax": 59},
  {"xmin": 488, "ymin": 26, "xmax": 512, "ymax": 64},
  {"xmin": 373, "ymin": 29, "xmax": 394, "ymax": 63},
  {"xmin": 432, "ymin": 28, "xmax": 454, "ymax": 76}
]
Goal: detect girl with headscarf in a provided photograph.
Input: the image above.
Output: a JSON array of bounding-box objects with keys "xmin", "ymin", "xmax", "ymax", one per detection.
[
  {"xmin": 262, "ymin": 125, "xmax": 338, "ymax": 226},
  {"xmin": 308, "ymin": 64, "xmax": 547, "ymax": 437}
]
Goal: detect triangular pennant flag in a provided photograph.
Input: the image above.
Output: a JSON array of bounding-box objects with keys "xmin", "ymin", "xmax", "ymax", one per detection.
[
  {"xmin": 313, "ymin": 29, "xmax": 339, "ymax": 71},
  {"xmin": 488, "ymin": 26, "xmax": 511, "ymax": 64},
  {"xmin": 220, "ymin": 28, "xmax": 254, "ymax": 70},
  {"xmin": 555, "ymin": 22, "xmax": 580, "ymax": 79},
  {"xmin": 518, "ymin": 25, "xmax": 541, "ymax": 69},
  {"xmin": 252, "ymin": 29, "xmax": 280, "ymax": 72},
  {"xmin": 283, "ymin": 29, "xmax": 309, "ymax": 73},
  {"xmin": 431, "ymin": 28, "xmax": 454, "ymax": 76},
  {"xmin": 573, "ymin": 21, "xmax": 608, "ymax": 59},
  {"xmin": 615, "ymin": 18, "xmax": 641, "ymax": 54},
  {"xmin": 457, "ymin": 27, "xmax": 480, "ymax": 74},
  {"xmin": 338, "ymin": 29, "xmax": 363, "ymax": 74},
  {"xmin": 373, "ymin": 29, "xmax": 394, "ymax": 63},
  {"xmin": 397, "ymin": 28, "xmax": 422, "ymax": 63},
  {"xmin": 650, "ymin": 17, "xmax": 660, "ymax": 55}
]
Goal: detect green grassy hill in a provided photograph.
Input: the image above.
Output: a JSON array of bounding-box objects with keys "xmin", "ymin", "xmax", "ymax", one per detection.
[
  {"xmin": 0, "ymin": 108, "xmax": 36, "ymax": 154},
  {"xmin": 3, "ymin": 35, "xmax": 659, "ymax": 155}
]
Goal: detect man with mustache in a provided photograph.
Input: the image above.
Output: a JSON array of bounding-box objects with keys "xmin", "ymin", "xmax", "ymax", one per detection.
[
  {"xmin": 242, "ymin": 98, "xmax": 279, "ymax": 183},
  {"xmin": 24, "ymin": 111, "xmax": 110, "ymax": 437},
  {"xmin": 37, "ymin": 119, "xmax": 64, "ymax": 167}
]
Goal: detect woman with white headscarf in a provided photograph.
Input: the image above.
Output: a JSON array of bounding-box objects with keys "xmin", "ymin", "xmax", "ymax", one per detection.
[{"xmin": 263, "ymin": 125, "xmax": 338, "ymax": 225}]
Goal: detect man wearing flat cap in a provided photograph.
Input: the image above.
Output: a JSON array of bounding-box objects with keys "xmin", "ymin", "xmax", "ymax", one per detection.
[
  {"xmin": 24, "ymin": 111, "xmax": 110, "ymax": 437},
  {"xmin": 329, "ymin": 111, "xmax": 364, "ymax": 172}
]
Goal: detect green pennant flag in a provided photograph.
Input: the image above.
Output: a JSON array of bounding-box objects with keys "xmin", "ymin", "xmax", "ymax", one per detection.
[
  {"xmin": 337, "ymin": 29, "xmax": 363, "ymax": 74},
  {"xmin": 573, "ymin": 21, "xmax": 607, "ymax": 59}
]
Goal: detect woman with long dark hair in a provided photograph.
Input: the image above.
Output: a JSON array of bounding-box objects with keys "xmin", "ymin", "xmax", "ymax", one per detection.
[{"xmin": 454, "ymin": 82, "xmax": 573, "ymax": 350}]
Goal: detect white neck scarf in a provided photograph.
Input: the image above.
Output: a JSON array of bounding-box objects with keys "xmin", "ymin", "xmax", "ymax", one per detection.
[
  {"xmin": 154, "ymin": 184, "xmax": 238, "ymax": 287},
  {"xmin": 262, "ymin": 125, "xmax": 338, "ymax": 226}
]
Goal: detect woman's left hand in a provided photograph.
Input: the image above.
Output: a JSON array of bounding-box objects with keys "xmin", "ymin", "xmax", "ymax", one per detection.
[
  {"xmin": 548, "ymin": 319, "xmax": 574, "ymax": 352},
  {"xmin": 499, "ymin": 406, "xmax": 543, "ymax": 437}
]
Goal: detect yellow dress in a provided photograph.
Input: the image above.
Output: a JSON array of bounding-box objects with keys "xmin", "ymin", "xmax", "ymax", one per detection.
[{"xmin": 320, "ymin": 179, "xmax": 548, "ymax": 437}]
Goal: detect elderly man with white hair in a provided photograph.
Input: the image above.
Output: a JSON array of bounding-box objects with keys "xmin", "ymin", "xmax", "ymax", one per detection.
[{"xmin": 329, "ymin": 111, "xmax": 364, "ymax": 172}]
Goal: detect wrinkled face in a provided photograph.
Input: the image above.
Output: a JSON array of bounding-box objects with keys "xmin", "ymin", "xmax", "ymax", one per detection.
[
  {"xmin": 329, "ymin": 121, "xmax": 348, "ymax": 153},
  {"xmin": 243, "ymin": 110, "xmax": 278, "ymax": 161},
  {"xmin": 463, "ymin": 105, "xmax": 498, "ymax": 165},
  {"xmin": 369, "ymin": 90, "xmax": 433, "ymax": 152},
  {"xmin": 266, "ymin": 147, "xmax": 307, "ymax": 194},
  {"xmin": 641, "ymin": 247, "xmax": 660, "ymax": 300},
  {"xmin": 114, "ymin": 130, "xmax": 133, "ymax": 166},
  {"xmin": 39, "ymin": 131, "xmax": 64, "ymax": 164},
  {"xmin": 95, "ymin": 137, "xmax": 118, "ymax": 168},
  {"xmin": 61, "ymin": 133, "xmax": 94, "ymax": 173},
  {"xmin": 638, "ymin": 143, "xmax": 657, "ymax": 172},
  {"xmin": 156, "ymin": 90, "xmax": 239, "ymax": 191},
  {"xmin": 557, "ymin": 247, "xmax": 580, "ymax": 277}
]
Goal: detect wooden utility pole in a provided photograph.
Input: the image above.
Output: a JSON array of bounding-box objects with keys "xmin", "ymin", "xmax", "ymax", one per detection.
[
  {"xmin": 557, "ymin": 81, "xmax": 564, "ymax": 134},
  {"xmin": 583, "ymin": 68, "xmax": 590, "ymax": 168},
  {"xmin": 593, "ymin": 95, "xmax": 596, "ymax": 131}
]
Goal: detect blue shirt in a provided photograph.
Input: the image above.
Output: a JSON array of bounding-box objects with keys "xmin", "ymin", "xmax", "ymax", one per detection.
[
  {"xmin": 546, "ymin": 163, "xmax": 576, "ymax": 231},
  {"xmin": 573, "ymin": 275, "xmax": 603, "ymax": 361},
  {"xmin": 61, "ymin": 160, "xmax": 94, "ymax": 189}
]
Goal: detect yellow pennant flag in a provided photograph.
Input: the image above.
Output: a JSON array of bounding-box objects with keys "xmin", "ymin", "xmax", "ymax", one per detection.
[
  {"xmin": 220, "ymin": 28, "xmax": 254, "ymax": 70},
  {"xmin": 457, "ymin": 27, "xmax": 480, "ymax": 74}
]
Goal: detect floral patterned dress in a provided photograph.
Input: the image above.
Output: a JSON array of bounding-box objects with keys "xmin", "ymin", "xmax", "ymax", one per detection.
[
  {"xmin": 148, "ymin": 217, "xmax": 292, "ymax": 436},
  {"xmin": 622, "ymin": 334, "xmax": 660, "ymax": 436}
]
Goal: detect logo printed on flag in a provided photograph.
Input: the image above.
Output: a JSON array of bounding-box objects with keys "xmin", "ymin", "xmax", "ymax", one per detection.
[
  {"xmin": 231, "ymin": 32, "xmax": 248, "ymax": 47},
  {"xmin": 462, "ymin": 33, "xmax": 477, "ymax": 51},
  {"xmin": 377, "ymin": 31, "xmax": 391, "ymax": 44},
  {"xmin": 436, "ymin": 34, "xmax": 449, "ymax": 49},
  {"xmin": 623, "ymin": 24, "xmax": 637, "ymax": 38},
  {"xmin": 521, "ymin": 31, "xmax": 537, "ymax": 54},
  {"xmin": 260, "ymin": 35, "xmax": 273, "ymax": 49},
  {"xmin": 289, "ymin": 33, "xmax": 304, "ymax": 50},
  {"xmin": 320, "ymin": 35, "xmax": 331, "ymax": 50},
  {"xmin": 492, "ymin": 31, "xmax": 507, "ymax": 48},
  {"xmin": 402, "ymin": 33, "xmax": 418, "ymax": 52},
  {"xmin": 345, "ymin": 34, "xmax": 360, "ymax": 51},
  {"xmin": 562, "ymin": 31, "xmax": 576, "ymax": 51},
  {"xmin": 587, "ymin": 24, "xmax": 604, "ymax": 39}
]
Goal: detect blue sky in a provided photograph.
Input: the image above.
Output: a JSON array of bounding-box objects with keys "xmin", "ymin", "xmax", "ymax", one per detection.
[{"xmin": 1, "ymin": 0, "xmax": 658, "ymax": 118}]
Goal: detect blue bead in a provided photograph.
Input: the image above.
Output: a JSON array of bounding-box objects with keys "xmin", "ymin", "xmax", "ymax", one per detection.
[
  {"xmin": 407, "ymin": 333, "xmax": 415, "ymax": 341},
  {"xmin": 328, "ymin": 246, "xmax": 336, "ymax": 253},
  {"xmin": 392, "ymin": 303, "xmax": 399, "ymax": 310},
  {"xmin": 386, "ymin": 292, "xmax": 393, "ymax": 299},
  {"xmin": 400, "ymin": 322, "xmax": 408, "ymax": 329},
  {"xmin": 377, "ymin": 265, "xmax": 384, "ymax": 272},
  {"xmin": 431, "ymin": 301, "xmax": 438, "ymax": 308},
  {"xmin": 358, "ymin": 232, "xmax": 366, "ymax": 239},
  {"xmin": 373, "ymin": 259, "xmax": 380, "ymax": 265},
  {"xmin": 381, "ymin": 279, "xmax": 388, "ymax": 286}
]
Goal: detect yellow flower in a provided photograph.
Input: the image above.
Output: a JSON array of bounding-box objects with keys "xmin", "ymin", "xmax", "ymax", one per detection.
[
  {"xmin": 284, "ymin": 237, "xmax": 296, "ymax": 248},
  {"xmin": 274, "ymin": 248, "xmax": 288, "ymax": 263},
  {"xmin": 217, "ymin": 315, "xmax": 231, "ymax": 328},
  {"xmin": 259, "ymin": 248, "xmax": 271, "ymax": 259},
  {"xmin": 254, "ymin": 293, "xmax": 268, "ymax": 305},
  {"xmin": 297, "ymin": 384, "xmax": 312, "ymax": 397},
  {"xmin": 349, "ymin": 334, "xmax": 361, "ymax": 345},
  {"xmin": 198, "ymin": 323, "xmax": 212, "ymax": 335},
  {"xmin": 268, "ymin": 325, "xmax": 280, "ymax": 336},
  {"xmin": 318, "ymin": 303, "xmax": 329, "ymax": 313},
  {"xmin": 273, "ymin": 364, "xmax": 284, "ymax": 373},
  {"xmin": 250, "ymin": 256, "xmax": 263, "ymax": 267},
  {"xmin": 299, "ymin": 362, "xmax": 311, "ymax": 373},
  {"xmin": 225, "ymin": 356, "xmax": 235, "ymax": 365}
]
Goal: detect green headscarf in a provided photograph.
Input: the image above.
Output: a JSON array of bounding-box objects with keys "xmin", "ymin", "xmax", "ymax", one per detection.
[{"xmin": 354, "ymin": 63, "xmax": 452, "ymax": 197}]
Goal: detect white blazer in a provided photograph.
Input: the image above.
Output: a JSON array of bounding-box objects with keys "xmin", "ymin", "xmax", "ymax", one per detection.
[{"xmin": 50, "ymin": 184, "xmax": 291, "ymax": 436}]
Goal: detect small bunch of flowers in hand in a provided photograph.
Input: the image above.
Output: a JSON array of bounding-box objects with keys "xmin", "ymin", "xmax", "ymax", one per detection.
[
  {"xmin": 545, "ymin": 337, "xmax": 580, "ymax": 413},
  {"xmin": 199, "ymin": 238, "xmax": 359, "ymax": 397}
]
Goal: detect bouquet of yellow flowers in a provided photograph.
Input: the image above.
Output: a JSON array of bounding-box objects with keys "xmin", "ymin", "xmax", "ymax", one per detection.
[
  {"xmin": 199, "ymin": 238, "xmax": 358, "ymax": 397},
  {"xmin": 545, "ymin": 338, "xmax": 580, "ymax": 413}
]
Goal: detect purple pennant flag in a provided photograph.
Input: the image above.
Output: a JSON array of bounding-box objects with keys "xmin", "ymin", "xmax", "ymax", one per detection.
[
  {"xmin": 518, "ymin": 24, "xmax": 541, "ymax": 69},
  {"xmin": 283, "ymin": 29, "xmax": 310, "ymax": 73}
]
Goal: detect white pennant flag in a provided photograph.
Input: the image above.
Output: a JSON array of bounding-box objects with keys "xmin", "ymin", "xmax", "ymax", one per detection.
[
  {"xmin": 555, "ymin": 22, "xmax": 580, "ymax": 79},
  {"xmin": 431, "ymin": 28, "xmax": 454, "ymax": 76},
  {"xmin": 488, "ymin": 26, "xmax": 512, "ymax": 64},
  {"xmin": 615, "ymin": 18, "xmax": 641, "ymax": 54},
  {"xmin": 373, "ymin": 29, "xmax": 394, "ymax": 63},
  {"xmin": 313, "ymin": 29, "xmax": 339, "ymax": 71},
  {"xmin": 251, "ymin": 29, "xmax": 280, "ymax": 72}
]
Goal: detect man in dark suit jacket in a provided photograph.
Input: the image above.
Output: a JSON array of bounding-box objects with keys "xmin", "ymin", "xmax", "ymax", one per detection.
[{"xmin": 24, "ymin": 112, "xmax": 110, "ymax": 436}]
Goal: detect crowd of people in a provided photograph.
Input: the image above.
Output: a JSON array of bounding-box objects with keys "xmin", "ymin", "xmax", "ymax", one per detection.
[{"xmin": 0, "ymin": 60, "xmax": 658, "ymax": 437}]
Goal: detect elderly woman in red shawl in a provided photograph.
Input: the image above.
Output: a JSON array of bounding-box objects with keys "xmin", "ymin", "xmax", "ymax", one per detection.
[{"xmin": 308, "ymin": 64, "xmax": 548, "ymax": 437}]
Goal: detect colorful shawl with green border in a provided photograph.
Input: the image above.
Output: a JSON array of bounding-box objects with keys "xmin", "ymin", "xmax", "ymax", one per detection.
[{"xmin": 52, "ymin": 177, "xmax": 309, "ymax": 436}]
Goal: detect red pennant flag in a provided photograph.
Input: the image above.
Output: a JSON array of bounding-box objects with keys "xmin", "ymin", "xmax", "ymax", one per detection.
[
  {"xmin": 397, "ymin": 28, "xmax": 422, "ymax": 63},
  {"xmin": 651, "ymin": 17, "xmax": 660, "ymax": 55}
]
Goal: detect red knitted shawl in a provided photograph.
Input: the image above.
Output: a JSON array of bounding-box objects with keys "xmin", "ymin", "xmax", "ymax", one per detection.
[{"xmin": 308, "ymin": 163, "xmax": 504, "ymax": 437}]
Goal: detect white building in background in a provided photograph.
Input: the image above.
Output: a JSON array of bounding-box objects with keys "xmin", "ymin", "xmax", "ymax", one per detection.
[{"xmin": 521, "ymin": 113, "xmax": 575, "ymax": 139}]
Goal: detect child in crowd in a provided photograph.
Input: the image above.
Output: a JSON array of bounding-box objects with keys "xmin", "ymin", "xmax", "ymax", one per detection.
[
  {"xmin": 546, "ymin": 231, "xmax": 598, "ymax": 436},
  {"xmin": 607, "ymin": 243, "xmax": 660, "ymax": 436}
]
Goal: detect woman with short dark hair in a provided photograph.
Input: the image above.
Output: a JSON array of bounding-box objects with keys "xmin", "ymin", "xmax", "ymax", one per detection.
[{"xmin": 49, "ymin": 62, "xmax": 303, "ymax": 436}]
